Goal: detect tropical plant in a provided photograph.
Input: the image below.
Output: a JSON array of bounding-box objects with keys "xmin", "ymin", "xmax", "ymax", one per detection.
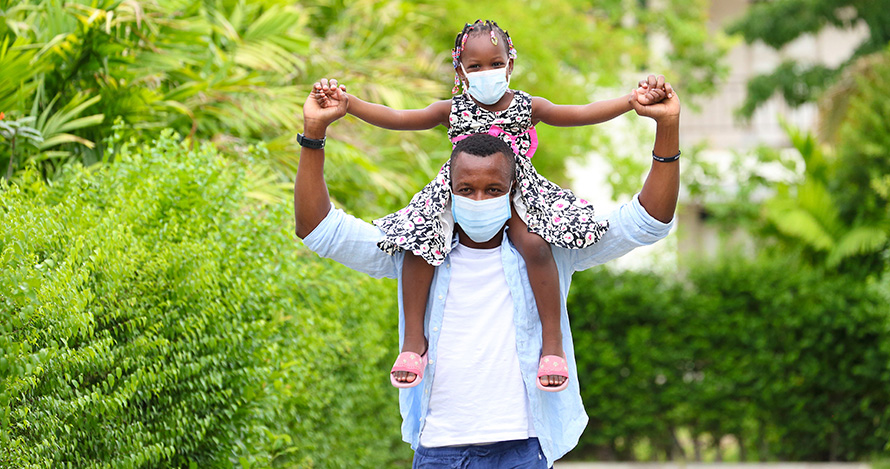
[
  {"xmin": 757, "ymin": 122, "xmax": 888, "ymax": 276},
  {"xmin": 2, "ymin": 0, "xmax": 729, "ymax": 214}
]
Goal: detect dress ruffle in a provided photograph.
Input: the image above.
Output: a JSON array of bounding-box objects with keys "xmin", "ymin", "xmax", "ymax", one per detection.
[{"xmin": 373, "ymin": 157, "xmax": 609, "ymax": 266}]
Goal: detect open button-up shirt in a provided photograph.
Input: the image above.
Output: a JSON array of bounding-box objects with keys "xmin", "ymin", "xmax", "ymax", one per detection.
[{"xmin": 302, "ymin": 194, "xmax": 673, "ymax": 466}]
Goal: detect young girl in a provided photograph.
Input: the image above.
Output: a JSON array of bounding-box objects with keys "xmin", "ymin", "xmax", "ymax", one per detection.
[{"xmin": 315, "ymin": 19, "xmax": 668, "ymax": 392}]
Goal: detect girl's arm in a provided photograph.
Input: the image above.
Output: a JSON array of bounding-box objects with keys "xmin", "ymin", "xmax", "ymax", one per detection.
[
  {"xmin": 531, "ymin": 94, "xmax": 634, "ymax": 127},
  {"xmin": 531, "ymin": 75, "xmax": 669, "ymax": 127},
  {"xmin": 348, "ymin": 95, "xmax": 452, "ymax": 130},
  {"xmin": 314, "ymin": 79, "xmax": 450, "ymax": 130}
]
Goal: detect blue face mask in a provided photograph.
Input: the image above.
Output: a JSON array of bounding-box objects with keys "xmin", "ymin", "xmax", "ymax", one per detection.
[
  {"xmin": 461, "ymin": 64, "xmax": 510, "ymax": 105},
  {"xmin": 451, "ymin": 190, "xmax": 512, "ymax": 243}
]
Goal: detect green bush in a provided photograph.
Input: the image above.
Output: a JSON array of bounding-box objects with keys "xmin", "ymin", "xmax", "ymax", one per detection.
[
  {"xmin": 0, "ymin": 132, "xmax": 411, "ymax": 468},
  {"xmin": 567, "ymin": 260, "xmax": 890, "ymax": 462}
]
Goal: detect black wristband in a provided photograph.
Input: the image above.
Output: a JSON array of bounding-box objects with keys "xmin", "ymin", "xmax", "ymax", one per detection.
[
  {"xmin": 652, "ymin": 150, "xmax": 680, "ymax": 163},
  {"xmin": 297, "ymin": 133, "xmax": 326, "ymax": 149}
]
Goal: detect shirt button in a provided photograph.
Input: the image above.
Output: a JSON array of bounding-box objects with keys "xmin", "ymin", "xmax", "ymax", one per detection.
[
  {"xmin": 438, "ymin": 295, "xmax": 443, "ymax": 300},
  {"xmin": 429, "ymin": 360, "xmax": 435, "ymax": 365},
  {"xmin": 433, "ymin": 327, "xmax": 439, "ymax": 332}
]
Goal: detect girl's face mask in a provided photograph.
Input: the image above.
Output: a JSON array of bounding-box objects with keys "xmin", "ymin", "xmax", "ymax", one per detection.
[
  {"xmin": 451, "ymin": 188, "xmax": 512, "ymax": 243},
  {"xmin": 460, "ymin": 64, "xmax": 510, "ymax": 105}
]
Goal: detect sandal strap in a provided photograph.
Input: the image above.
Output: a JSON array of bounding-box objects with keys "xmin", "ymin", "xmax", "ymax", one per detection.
[
  {"xmin": 537, "ymin": 355, "xmax": 569, "ymax": 378},
  {"xmin": 391, "ymin": 351, "xmax": 426, "ymax": 375}
]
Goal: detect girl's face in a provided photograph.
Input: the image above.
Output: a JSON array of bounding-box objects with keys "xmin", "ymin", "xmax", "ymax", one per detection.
[{"xmin": 456, "ymin": 32, "xmax": 513, "ymax": 83}]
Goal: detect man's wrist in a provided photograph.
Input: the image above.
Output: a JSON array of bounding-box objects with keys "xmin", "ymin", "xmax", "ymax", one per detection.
[
  {"xmin": 654, "ymin": 114, "xmax": 680, "ymax": 127},
  {"xmin": 302, "ymin": 119, "xmax": 328, "ymax": 140}
]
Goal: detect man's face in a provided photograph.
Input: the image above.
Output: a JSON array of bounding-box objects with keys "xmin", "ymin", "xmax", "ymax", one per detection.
[{"xmin": 450, "ymin": 151, "xmax": 514, "ymax": 248}]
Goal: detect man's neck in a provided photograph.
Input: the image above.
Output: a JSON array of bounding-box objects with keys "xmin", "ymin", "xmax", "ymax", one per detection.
[{"xmin": 456, "ymin": 227, "xmax": 505, "ymax": 249}]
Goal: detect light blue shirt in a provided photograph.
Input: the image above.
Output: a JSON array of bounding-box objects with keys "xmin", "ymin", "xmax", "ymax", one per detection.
[{"xmin": 302, "ymin": 193, "xmax": 673, "ymax": 466}]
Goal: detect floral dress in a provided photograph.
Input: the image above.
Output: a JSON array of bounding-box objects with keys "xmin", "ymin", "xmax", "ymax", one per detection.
[{"xmin": 373, "ymin": 90, "xmax": 609, "ymax": 266}]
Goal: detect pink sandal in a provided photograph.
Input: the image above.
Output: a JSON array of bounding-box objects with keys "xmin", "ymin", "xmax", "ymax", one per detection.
[
  {"xmin": 536, "ymin": 355, "xmax": 569, "ymax": 392},
  {"xmin": 390, "ymin": 351, "xmax": 428, "ymax": 389}
]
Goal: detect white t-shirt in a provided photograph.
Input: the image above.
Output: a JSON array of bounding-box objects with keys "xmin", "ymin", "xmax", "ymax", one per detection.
[{"xmin": 419, "ymin": 243, "xmax": 535, "ymax": 447}]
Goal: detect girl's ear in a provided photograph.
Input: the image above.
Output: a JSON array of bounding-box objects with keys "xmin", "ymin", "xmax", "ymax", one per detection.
[{"xmin": 507, "ymin": 58, "xmax": 514, "ymax": 77}]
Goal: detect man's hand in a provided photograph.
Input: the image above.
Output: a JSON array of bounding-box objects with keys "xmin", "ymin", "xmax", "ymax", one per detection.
[
  {"xmin": 630, "ymin": 75, "xmax": 679, "ymax": 123},
  {"xmin": 304, "ymin": 78, "xmax": 348, "ymax": 136}
]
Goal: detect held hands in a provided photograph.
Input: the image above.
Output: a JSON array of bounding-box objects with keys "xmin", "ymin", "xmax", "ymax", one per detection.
[
  {"xmin": 630, "ymin": 74, "xmax": 680, "ymax": 123},
  {"xmin": 635, "ymin": 74, "xmax": 672, "ymax": 105},
  {"xmin": 304, "ymin": 78, "xmax": 348, "ymax": 133}
]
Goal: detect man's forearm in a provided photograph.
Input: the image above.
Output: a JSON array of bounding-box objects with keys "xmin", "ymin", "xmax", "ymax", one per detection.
[
  {"xmin": 638, "ymin": 117, "xmax": 680, "ymax": 224},
  {"xmin": 294, "ymin": 119, "xmax": 332, "ymax": 239}
]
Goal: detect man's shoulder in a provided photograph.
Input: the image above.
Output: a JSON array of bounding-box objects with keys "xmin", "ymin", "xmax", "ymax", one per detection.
[{"xmin": 302, "ymin": 207, "xmax": 400, "ymax": 280}]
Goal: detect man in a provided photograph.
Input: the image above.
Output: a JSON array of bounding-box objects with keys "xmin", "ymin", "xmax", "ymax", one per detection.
[{"xmin": 294, "ymin": 76, "xmax": 680, "ymax": 468}]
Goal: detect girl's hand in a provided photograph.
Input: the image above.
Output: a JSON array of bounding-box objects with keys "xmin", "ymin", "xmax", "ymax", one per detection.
[
  {"xmin": 313, "ymin": 78, "xmax": 348, "ymax": 106},
  {"xmin": 630, "ymin": 78, "xmax": 680, "ymax": 124},
  {"xmin": 305, "ymin": 78, "xmax": 349, "ymax": 130},
  {"xmin": 635, "ymin": 74, "xmax": 673, "ymax": 105}
]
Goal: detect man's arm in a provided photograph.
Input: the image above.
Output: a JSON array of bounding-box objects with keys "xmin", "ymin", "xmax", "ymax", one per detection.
[
  {"xmin": 295, "ymin": 81, "xmax": 400, "ymax": 279},
  {"xmin": 631, "ymin": 78, "xmax": 680, "ymax": 224},
  {"xmin": 558, "ymin": 77, "xmax": 680, "ymax": 271},
  {"xmin": 294, "ymin": 79, "xmax": 348, "ymax": 239}
]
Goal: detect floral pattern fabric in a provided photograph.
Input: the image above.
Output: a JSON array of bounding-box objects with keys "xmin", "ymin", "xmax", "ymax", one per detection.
[{"xmin": 373, "ymin": 90, "xmax": 608, "ymax": 266}]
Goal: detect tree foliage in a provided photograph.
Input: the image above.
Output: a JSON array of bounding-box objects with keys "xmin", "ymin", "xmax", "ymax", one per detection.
[{"xmin": 726, "ymin": 0, "xmax": 890, "ymax": 118}]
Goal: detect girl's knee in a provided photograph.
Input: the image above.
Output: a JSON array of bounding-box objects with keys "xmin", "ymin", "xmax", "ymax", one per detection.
[{"xmin": 511, "ymin": 231, "xmax": 553, "ymax": 264}]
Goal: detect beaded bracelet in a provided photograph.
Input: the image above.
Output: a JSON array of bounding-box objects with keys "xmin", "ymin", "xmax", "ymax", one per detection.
[{"xmin": 652, "ymin": 150, "xmax": 681, "ymax": 163}]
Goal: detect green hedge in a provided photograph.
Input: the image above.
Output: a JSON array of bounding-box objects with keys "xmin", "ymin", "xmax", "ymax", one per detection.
[
  {"xmin": 0, "ymin": 132, "xmax": 412, "ymax": 468},
  {"xmin": 567, "ymin": 260, "xmax": 890, "ymax": 462}
]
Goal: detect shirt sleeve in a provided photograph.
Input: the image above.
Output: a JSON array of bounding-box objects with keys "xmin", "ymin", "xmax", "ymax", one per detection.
[
  {"xmin": 558, "ymin": 193, "xmax": 674, "ymax": 272},
  {"xmin": 301, "ymin": 204, "xmax": 401, "ymax": 279}
]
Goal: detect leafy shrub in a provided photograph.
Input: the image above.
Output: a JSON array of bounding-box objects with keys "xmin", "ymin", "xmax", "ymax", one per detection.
[
  {"xmin": 0, "ymin": 132, "xmax": 411, "ymax": 468},
  {"xmin": 567, "ymin": 260, "xmax": 890, "ymax": 461}
]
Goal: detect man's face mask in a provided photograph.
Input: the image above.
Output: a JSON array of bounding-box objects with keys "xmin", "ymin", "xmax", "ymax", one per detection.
[
  {"xmin": 460, "ymin": 64, "xmax": 510, "ymax": 105},
  {"xmin": 451, "ymin": 188, "xmax": 512, "ymax": 243}
]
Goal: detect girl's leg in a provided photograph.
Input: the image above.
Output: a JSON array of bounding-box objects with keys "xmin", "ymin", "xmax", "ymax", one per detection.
[
  {"xmin": 394, "ymin": 251, "xmax": 433, "ymax": 384},
  {"xmin": 506, "ymin": 208, "xmax": 566, "ymax": 389}
]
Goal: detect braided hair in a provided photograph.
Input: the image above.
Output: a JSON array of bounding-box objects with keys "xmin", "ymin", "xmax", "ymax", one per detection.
[{"xmin": 451, "ymin": 20, "xmax": 517, "ymax": 94}]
